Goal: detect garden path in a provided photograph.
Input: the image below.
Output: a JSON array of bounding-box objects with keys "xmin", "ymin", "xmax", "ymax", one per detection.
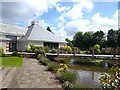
[{"xmin": 10, "ymin": 58, "xmax": 62, "ymax": 88}]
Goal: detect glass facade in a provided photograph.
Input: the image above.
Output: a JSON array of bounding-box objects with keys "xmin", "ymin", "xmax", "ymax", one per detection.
[{"xmin": 44, "ymin": 42, "xmax": 59, "ymax": 49}]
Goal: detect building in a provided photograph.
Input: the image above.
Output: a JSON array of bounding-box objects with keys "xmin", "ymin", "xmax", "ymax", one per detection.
[
  {"xmin": 0, "ymin": 21, "xmax": 66, "ymax": 52},
  {"xmin": 0, "ymin": 23, "xmax": 27, "ymax": 52}
]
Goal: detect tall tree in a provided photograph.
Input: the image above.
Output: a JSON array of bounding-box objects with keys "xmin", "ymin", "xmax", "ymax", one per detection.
[
  {"xmin": 73, "ymin": 32, "xmax": 84, "ymax": 50},
  {"xmin": 107, "ymin": 29, "xmax": 118, "ymax": 57},
  {"xmin": 65, "ymin": 38, "xmax": 73, "ymax": 47},
  {"xmin": 47, "ymin": 27, "xmax": 52, "ymax": 33}
]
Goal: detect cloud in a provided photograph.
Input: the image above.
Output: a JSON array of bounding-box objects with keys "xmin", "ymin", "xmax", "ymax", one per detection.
[
  {"xmin": 64, "ymin": 0, "xmax": 93, "ymax": 20},
  {"xmin": 57, "ymin": 9, "xmax": 118, "ymax": 39},
  {"xmin": 55, "ymin": 4, "xmax": 71, "ymax": 12},
  {"xmin": 1, "ymin": 0, "xmax": 59, "ymax": 26}
]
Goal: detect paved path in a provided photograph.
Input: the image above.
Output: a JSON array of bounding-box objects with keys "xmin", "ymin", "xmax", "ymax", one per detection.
[{"xmin": 11, "ymin": 58, "xmax": 62, "ymax": 88}]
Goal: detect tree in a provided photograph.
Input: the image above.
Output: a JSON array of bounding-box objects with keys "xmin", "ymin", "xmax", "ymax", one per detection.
[
  {"xmin": 65, "ymin": 38, "xmax": 73, "ymax": 47},
  {"xmin": 107, "ymin": 29, "xmax": 118, "ymax": 57},
  {"xmin": 47, "ymin": 27, "xmax": 52, "ymax": 33},
  {"xmin": 73, "ymin": 32, "xmax": 84, "ymax": 50}
]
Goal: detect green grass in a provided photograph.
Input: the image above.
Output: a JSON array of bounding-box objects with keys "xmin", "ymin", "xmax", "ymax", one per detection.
[{"xmin": 0, "ymin": 56, "xmax": 23, "ymax": 67}]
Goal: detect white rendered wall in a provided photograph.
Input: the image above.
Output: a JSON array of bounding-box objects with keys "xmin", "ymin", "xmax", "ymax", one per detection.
[
  {"xmin": 17, "ymin": 40, "xmax": 43, "ymax": 51},
  {"xmin": 59, "ymin": 43, "xmax": 66, "ymax": 48},
  {"xmin": 0, "ymin": 41, "xmax": 7, "ymax": 52}
]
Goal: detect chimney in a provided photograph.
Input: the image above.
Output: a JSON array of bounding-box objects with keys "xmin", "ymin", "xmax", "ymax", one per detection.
[{"xmin": 31, "ymin": 21, "xmax": 39, "ymax": 25}]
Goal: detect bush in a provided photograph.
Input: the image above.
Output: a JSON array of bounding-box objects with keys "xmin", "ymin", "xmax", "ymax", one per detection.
[
  {"xmin": 0, "ymin": 47, "xmax": 4, "ymax": 57},
  {"xmin": 50, "ymin": 49, "xmax": 57, "ymax": 53},
  {"xmin": 62, "ymin": 81, "xmax": 73, "ymax": 89},
  {"xmin": 94, "ymin": 44, "xmax": 101, "ymax": 54},
  {"xmin": 48, "ymin": 62, "xmax": 60, "ymax": 72},
  {"xmin": 26, "ymin": 46, "xmax": 32, "ymax": 52},
  {"xmin": 41, "ymin": 58, "xmax": 50, "ymax": 65},
  {"xmin": 18, "ymin": 52, "xmax": 23, "ymax": 58},
  {"xmin": 99, "ymin": 65, "xmax": 120, "ymax": 89},
  {"xmin": 44, "ymin": 46, "xmax": 50, "ymax": 53},
  {"xmin": 59, "ymin": 71, "xmax": 76, "ymax": 83},
  {"xmin": 64, "ymin": 45, "xmax": 73, "ymax": 54},
  {"xmin": 70, "ymin": 83, "xmax": 92, "ymax": 90},
  {"xmin": 12, "ymin": 51, "xmax": 18, "ymax": 56},
  {"xmin": 37, "ymin": 54, "xmax": 42, "ymax": 60}
]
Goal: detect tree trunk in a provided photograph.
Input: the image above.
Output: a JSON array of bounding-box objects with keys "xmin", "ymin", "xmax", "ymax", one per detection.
[
  {"xmin": 92, "ymin": 47, "xmax": 94, "ymax": 59},
  {"xmin": 113, "ymin": 47, "xmax": 116, "ymax": 58}
]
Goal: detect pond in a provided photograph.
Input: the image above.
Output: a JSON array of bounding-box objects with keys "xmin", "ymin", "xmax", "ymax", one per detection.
[{"xmin": 69, "ymin": 58, "xmax": 120, "ymax": 88}]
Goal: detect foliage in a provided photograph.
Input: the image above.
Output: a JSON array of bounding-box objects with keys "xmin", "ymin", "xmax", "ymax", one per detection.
[
  {"xmin": 99, "ymin": 65, "xmax": 120, "ymax": 89},
  {"xmin": 18, "ymin": 52, "xmax": 23, "ymax": 58},
  {"xmin": 40, "ymin": 58, "xmax": 50, "ymax": 65},
  {"xmin": 26, "ymin": 46, "xmax": 32, "ymax": 52},
  {"xmin": 0, "ymin": 47, "xmax": 4, "ymax": 57},
  {"xmin": 59, "ymin": 71, "xmax": 76, "ymax": 83},
  {"xmin": 62, "ymin": 81, "xmax": 73, "ymax": 89},
  {"xmin": 55, "ymin": 57, "xmax": 71, "ymax": 64},
  {"xmin": 75, "ymin": 58, "xmax": 104, "ymax": 66},
  {"xmin": 37, "ymin": 54, "xmax": 42, "ymax": 60},
  {"xmin": 50, "ymin": 49, "xmax": 57, "ymax": 53},
  {"xmin": 94, "ymin": 44, "xmax": 101, "ymax": 54},
  {"xmin": 48, "ymin": 62, "xmax": 60, "ymax": 72},
  {"xmin": 12, "ymin": 51, "xmax": 18, "ymax": 56},
  {"xmin": 44, "ymin": 46, "xmax": 50, "ymax": 53},
  {"xmin": 72, "ymin": 47, "xmax": 81, "ymax": 54},
  {"xmin": 34, "ymin": 47, "xmax": 46, "ymax": 57},
  {"xmin": 64, "ymin": 45, "xmax": 73, "ymax": 54},
  {"xmin": 65, "ymin": 38, "xmax": 74, "ymax": 47},
  {"xmin": 70, "ymin": 83, "xmax": 93, "ymax": 90},
  {"xmin": 58, "ymin": 64, "xmax": 68, "ymax": 72}
]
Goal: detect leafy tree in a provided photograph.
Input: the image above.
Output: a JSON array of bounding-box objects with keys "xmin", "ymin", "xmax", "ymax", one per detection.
[
  {"xmin": 73, "ymin": 32, "xmax": 84, "ymax": 50},
  {"xmin": 47, "ymin": 27, "xmax": 52, "ymax": 33},
  {"xmin": 65, "ymin": 38, "xmax": 73, "ymax": 47},
  {"xmin": 107, "ymin": 29, "xmax": 118, "ymax": 57}
]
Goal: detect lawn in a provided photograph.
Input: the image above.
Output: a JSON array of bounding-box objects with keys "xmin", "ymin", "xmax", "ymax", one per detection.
[{"xmin": 0, "ymin": 56, "xmax": 23, "ymax": 67}]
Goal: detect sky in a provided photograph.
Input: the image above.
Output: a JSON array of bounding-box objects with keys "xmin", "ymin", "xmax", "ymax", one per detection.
[{"xmin": 0, "ymin": 0, "xmax": 119, "ymax": 40}]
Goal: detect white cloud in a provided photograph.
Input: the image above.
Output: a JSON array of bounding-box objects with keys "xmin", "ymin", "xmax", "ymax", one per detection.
[
  {"xmin": 55, "ymin": 4, "xmax": 70, "ymax": 12},
  {"xmin": 57, "ymin": 9, "xmax": 118, "ymax": 39},
  {"xmin": 64, "ymin": 0, "xmax": 93, "ymax": 20},
  {"xmin": 1, "ymin": 0, "xmax": 59, "ymax": 25}
]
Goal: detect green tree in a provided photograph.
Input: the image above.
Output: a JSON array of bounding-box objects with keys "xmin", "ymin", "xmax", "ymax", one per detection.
[
  {"xmin": 107, "ymin": 29, "xmax": 118, "ymax": 57},
  {"xmin": 65, "ymin": 38, "xmax": 73, "ymax": 47},
  {"xmin": 73, "ymin": 32, "xmax": 84, "ymax": 50}
]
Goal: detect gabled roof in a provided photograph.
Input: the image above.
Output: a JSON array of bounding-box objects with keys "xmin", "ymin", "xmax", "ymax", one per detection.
[
  {"xmin": 0, "ymin": 23, "xmax": 27, "ymax": 36},
  {"xmin": 18, "ymin": 21, "xmax": 66, "ymax": 43}
]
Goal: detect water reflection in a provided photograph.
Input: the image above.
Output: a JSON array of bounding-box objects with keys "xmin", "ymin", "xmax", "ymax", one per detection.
[{"xmin": 71, "ymin": 69, "xmax": 106, "ymax": 88}]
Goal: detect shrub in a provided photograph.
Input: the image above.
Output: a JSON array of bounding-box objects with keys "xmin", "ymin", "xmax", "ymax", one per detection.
[
  {"xmin": 70, "ymin": 83, "xmax": 93, "ymax": 90},
  {"xmin": 41, "ymin": 58, "xmax": 50, "ymax": 65},
  {"xmin": 37, "ymin": 54, "xmax": 42, "ymax": 60},
  {"xmin": 62, "ymin": 81, "xmax": 73, "ymax": 89},
  {"xmin": 12, "ymin": 51, "xmax": 18, "ymax": 56},
  {"xmin": 64, "ymin": 45, "xmax": 73, "ymax": 54},
  {"xmin": 34, "ymin": 48, "xmax": 45, "ymax": 56},
  {"xmin": 59, "ymin": 71, "xmax": 76, "ymax": 83},
  {"xmin": 26, "ymin": 46, "xmax": 32, "ymax": 52},
  {"xmin": 50, "ymin": 49, "xmax": 57, "ymax": 53},
  {"xmin": 0, "ymin": 47, "xmax": 4, "ymax": 57},
  {"xmin": 99, "ymin": 65, "xmax": 120, "ymax": 89},
  {"xmin": 94, "ymin": 44, "xmax": 101, "ymax": 54},
  {"xmin": 48, "ymin": 62, "xmax": 60, "ymax": 72},
  {"xmin": 44, "ymin": 46, "xmax": 50, "ymax": 53},
  {"xmin": 18, "ymin": 52, "xmax": 23, "ymax": 58}
]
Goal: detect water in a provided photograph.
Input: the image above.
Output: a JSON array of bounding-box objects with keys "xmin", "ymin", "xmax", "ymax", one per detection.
[{"xmin": 69, "ymin": 58, "xmax": 120, "ymax": 88}]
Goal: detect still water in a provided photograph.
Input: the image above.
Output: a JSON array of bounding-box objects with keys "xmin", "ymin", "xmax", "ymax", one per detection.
[{"xmin": 69, "ymin": 58, "xmax": 120, "ymax": 88}]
